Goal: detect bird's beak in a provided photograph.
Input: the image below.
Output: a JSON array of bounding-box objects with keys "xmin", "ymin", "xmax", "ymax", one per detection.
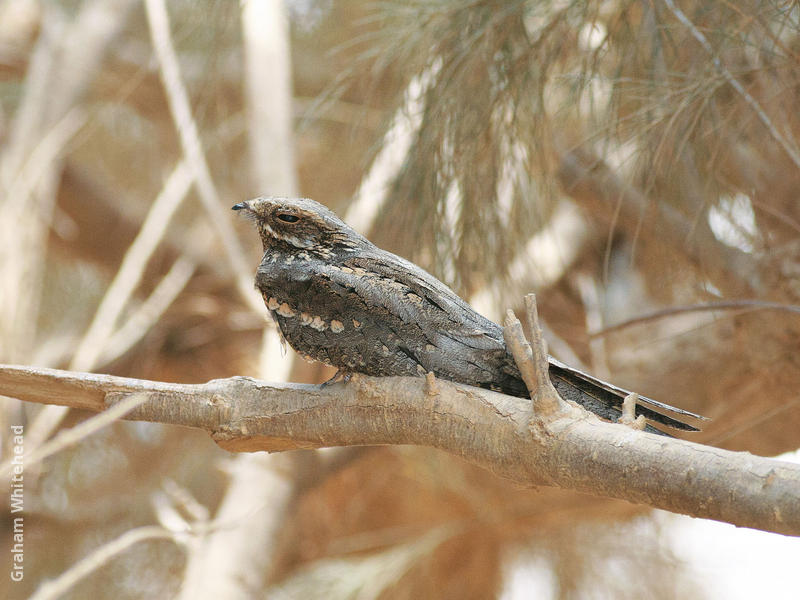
[{"xmin": 231, "ymin": 201, "xmax": 249, "ymax": 211}]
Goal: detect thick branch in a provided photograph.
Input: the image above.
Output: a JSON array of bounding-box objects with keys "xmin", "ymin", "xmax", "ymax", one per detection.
[{"xmin": 2, "ymin": 363, "xmax": 799, "ymax": 536}]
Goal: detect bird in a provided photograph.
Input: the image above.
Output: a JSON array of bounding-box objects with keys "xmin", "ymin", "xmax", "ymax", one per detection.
[{"xmin": 233, "ymin": 196, "xmax": 705, "ymax": 434}]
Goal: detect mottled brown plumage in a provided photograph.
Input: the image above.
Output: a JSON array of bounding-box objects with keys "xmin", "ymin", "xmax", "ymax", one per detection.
[{"xmin": 234, "ymin": 197, "xmax": 705, "ymax": 433}]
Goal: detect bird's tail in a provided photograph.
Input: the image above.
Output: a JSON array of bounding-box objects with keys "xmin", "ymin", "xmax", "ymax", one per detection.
[{"xmin": 547, "ymin": 358, "xmax": 707, "ymax": 435}]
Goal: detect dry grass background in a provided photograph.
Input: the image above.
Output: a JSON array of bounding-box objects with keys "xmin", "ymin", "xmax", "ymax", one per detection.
[{"xmin": 1, "ymin": 0, "xmax": 799, "ymax": 598}]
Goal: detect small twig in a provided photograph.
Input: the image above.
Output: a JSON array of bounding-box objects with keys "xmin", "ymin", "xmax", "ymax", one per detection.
[
  {"xmin": 503, "ymin": 309, "xmax": 537, "ymax": 397},
  {"xmin": 589, "ymin": 299, "xmax": 800, "ymax": 338},
  {"xmin": 523, "ymin": 295, "xmax": 550, "ymax": 392},
  {"xmin": 424, "ymin": 371, "xmax": 439, "ymax": 397},
  {"xmin": 29, "ymin": 526, "xmax": 185, "ymax": 600},
  {"xmin": 523, "ymin": 294, "xmax": 565, "ymax": 416},
  {"xmin": 502, "ymin": 295, "xmax": 563, "ymax": 418},
  {"xmin": 618, "ymin": 392, "xmax": 646, "ymax": 431}
]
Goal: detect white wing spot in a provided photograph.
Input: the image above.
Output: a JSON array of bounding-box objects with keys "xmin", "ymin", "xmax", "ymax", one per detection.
[
  {"xmin": 267, "ymin": 297, "xmax": 280, "ymax": 310},
  {"xmin": 381, "ymin": 344, "xmax": 390, "ymax": 355},
  {"xmin": 330, "ymin": 319, "xmax": 344, "ymax": 333},
  {"xmin": 300, "ymin": 312, "xmax": 312, "ymax": 325},
  {"xmin": 352, "ymin": 319, "xmax": 362, "ymax": 328},
  {"xmin": 310, "ymin": 316, "xmax": 327, "ymax": 331}
]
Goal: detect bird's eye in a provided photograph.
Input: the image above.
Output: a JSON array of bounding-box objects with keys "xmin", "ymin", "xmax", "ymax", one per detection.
[{"xmin": 277, "ymin": 213, "xmax": 300, "ymax": 223}]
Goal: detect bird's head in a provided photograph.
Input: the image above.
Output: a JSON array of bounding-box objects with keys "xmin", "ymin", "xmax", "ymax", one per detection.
[{"xmin": 233, "ymin": 197, "xmax": 366, "ymax": 257}]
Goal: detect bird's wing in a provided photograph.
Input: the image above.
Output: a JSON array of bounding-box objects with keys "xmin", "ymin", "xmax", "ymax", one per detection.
[
  {"xmin": 342, "ymin": 250, "xmax": 504, "ymax": 337},
  {"xmin": 305, "ymin": 251, "xmax": 510, "ymax": 385}
]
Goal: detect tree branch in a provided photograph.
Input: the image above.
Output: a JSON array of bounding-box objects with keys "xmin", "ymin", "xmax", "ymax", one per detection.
[{"xmin": 1, "ymin": 363, "xmax": 798, "ymax": 536}]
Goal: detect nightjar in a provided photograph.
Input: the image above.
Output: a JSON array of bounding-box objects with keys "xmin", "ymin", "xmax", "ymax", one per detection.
[{"xmin": 234, "ymin": 196, "xmax": 704, "ymax": 433}]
